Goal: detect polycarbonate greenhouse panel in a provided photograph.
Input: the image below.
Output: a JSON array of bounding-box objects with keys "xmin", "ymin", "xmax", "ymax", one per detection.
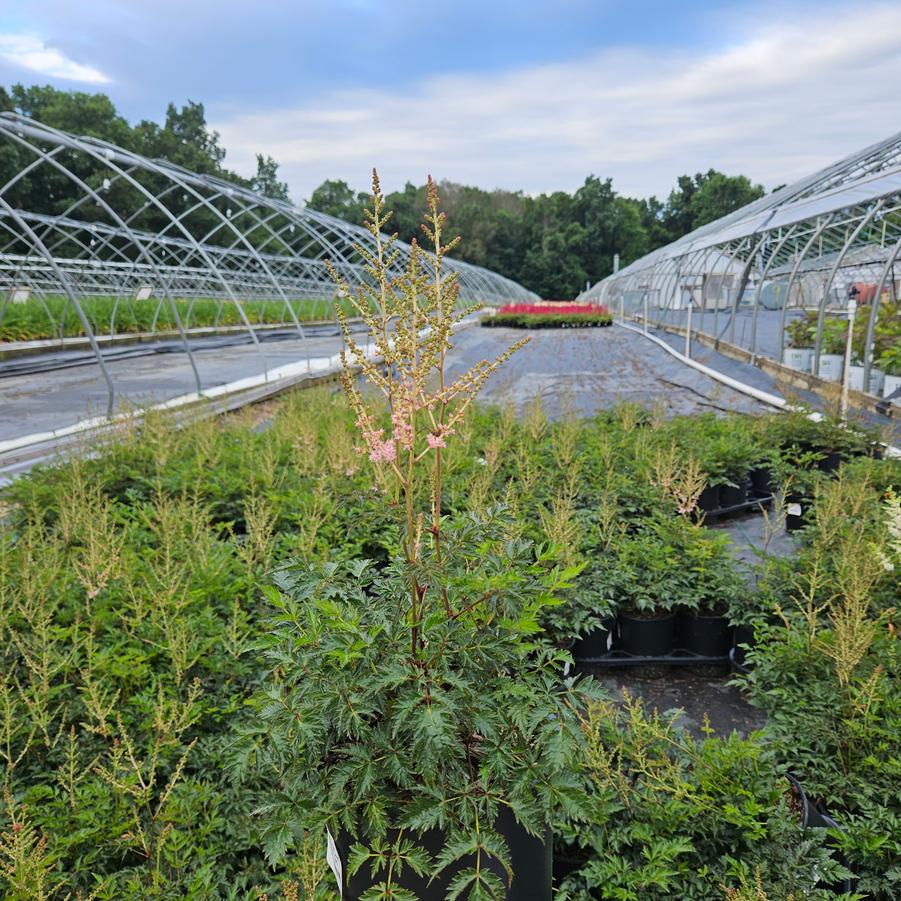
[{"xmin": 580, "ymin": 128, "xmax": 901, "ymax": 392}]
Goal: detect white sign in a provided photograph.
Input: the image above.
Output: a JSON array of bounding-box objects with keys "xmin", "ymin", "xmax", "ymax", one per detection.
[
  {"xmin": 787, "ymin": 503, "xmax": 802, "ymax": 517},
  {"xmin": 10, "ymin": 286, "xmax": 30, "ymax": 304},
  {"xmin": 326, "ymin": 828, "xmax": 344, "ymax": 899},
  {"xmin": 135, "ymin": 284, "xmax": 153, "ymax": 301}
]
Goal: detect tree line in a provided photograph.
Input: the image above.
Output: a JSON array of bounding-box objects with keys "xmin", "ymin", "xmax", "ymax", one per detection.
[
  {"xmin": 308, "ymin": 171, "xmax": 765, "ymax": 298},
  {"xmin": 0, "ymin": 84, "xmax": 289, "ymax": 213},
  {"xmin": 1, "ymin": 84, "xmax": 765, "ymax": 297}
]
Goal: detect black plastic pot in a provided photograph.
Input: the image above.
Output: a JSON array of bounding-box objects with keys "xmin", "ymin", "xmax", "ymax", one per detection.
[
  {"xmin": 573, "ymin": 619, "xmax": 615, "ymax": 661},
  {"xmin": 552, "ymin": 852, "xmax": 585, "ymax": 887},
  {"xmin": 678, "ymin": 610, "xmax": 732, "ymax": 657},
  {"xmin": 733, "ymin": 624, "xmax": 755, "ymax": 658},
  {"xmin": 785, "ymin": 494, "xmax": 807, "ymax": 532},
  {"xmin": 785, "ymin": 774, "xmax": 853, "ymax": 895},
  {"xmin": 552, "ymin": 852, "xmax": 602, "ymax": 899},
  {"xmin": 816, "ymin": 450, "xmax": 843, "ymax": 473},
  {"xmin": 750, "ymin": 467, "xmax": 776, "ymax": 496},
  {"xmin": 728, "ymin": 646, "xmax": 752, "ymax": 675},
  {"xmin": 697, "ymin": 484, "xmax": 721, "ymax": 513},
  {"xmin": 719, "ymin": 479, "xmax": 751, "ymax": 508},
  {"xmin": 617, "ymin": 611, "xmax": 676, "ymax": 656},
  {"xmin": 337, "ymin": 806, "xmax": 552, "ymax": 900}
]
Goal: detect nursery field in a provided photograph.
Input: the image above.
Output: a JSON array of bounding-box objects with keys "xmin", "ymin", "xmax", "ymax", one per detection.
[
  {"xmin": 1, "ymin": 387, "xmax": 899, "ymax": 899},
  {"xmin": 0, "ymin": 295, "xmax": 357, "ymax": 343}
]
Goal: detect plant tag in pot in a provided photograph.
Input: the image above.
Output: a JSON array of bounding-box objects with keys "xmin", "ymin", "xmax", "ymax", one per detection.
[
  {"xmin": 326, "ymin": 828, "xmax": 343, "ymax": 898},
  {"xmin": 787, "ymin": 502, "xmax": 802, "ymax": 517}
]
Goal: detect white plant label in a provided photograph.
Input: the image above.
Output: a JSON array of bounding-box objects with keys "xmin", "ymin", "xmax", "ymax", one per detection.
[
  {"xmin": 326, "ymin": 828, "xmax": 343, "ymax": 898},
  {"xmin": 787, "ymin": 503, "xmax": 802, "ymax": 517}
]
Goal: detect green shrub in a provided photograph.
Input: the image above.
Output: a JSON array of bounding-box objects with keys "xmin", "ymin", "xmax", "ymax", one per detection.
[
  {"xmin": 0, "ymin": 294, "xmax": 355, "ymax": 342},
  {"xmin": 583, "ymin": 515, "xmax": 745, "ymax": 619},
  {"xmin": 554, "ymin": 695, "xmax": 848, "ymax": 901}
]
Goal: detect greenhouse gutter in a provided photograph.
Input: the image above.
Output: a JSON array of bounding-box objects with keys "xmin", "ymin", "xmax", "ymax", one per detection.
[
  {"xmin": 0, "ymin": 319, "xmax": 477, "ymax": 485},
  {"xmin": 614, "ymin": 319, "xmax": 901, "ymax": 459}
]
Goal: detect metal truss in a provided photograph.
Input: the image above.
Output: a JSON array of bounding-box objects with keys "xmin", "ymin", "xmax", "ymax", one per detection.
[
  {"xmin": 0, "ymin": 113, "xmax": 536, "ymax": 419},
  {"xmin": 581, "ymin": 130, "xmax": 901, "ymax": 395}
]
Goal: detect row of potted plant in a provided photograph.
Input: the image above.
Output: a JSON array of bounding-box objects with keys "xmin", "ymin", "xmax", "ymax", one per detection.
[
  {"xmin": 557, "ymin": 516, "xmax": 748, "ymax": 660},
  {"xmin": 784, "ymin": 304, "xmax": 901, "ymax": 397},
  {"xmin": 482, "ymin": 301, "xmax": 612, "ymax": 329},
  {"xmin": 683, "ymin": 412, "xmax": 881, "ymax": 518},
  {"xmin": 482, "ymin": 310, "xmax": 613, "ymax": 328}
]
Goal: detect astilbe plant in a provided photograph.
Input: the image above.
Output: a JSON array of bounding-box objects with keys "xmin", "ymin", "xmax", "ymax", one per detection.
[{"xmin": 236, "ymin": 173, "xmax": 601, "ymax": 900}]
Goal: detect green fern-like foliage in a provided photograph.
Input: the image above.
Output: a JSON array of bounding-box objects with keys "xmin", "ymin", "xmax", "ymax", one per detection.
[{"xmin": 237, "ymin": 509, "xmax": 600, "ymax": 899}]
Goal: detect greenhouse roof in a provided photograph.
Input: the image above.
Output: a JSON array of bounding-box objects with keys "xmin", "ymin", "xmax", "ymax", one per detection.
[{"xmin": 608, "ymin": 128, "xmax": 901, "ymax": 271}]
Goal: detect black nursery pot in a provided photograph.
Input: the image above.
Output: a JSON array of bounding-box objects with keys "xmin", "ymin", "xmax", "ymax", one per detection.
[
  {"xmin": 719, "ymin": 479, "xmax": 751, "ymax": 508},
  {"xmin": 552, "ymin": 851, "xmax": 603, "ymax": 899},
  {"xmin": 785, "ymin": 774, "xmax": 854, "ymax": 894},
  {"xmin": 697, "ymin": 484, "xmax": 721, "ymax": 513},
  {"xmin": 678, "ymin": 610, "xmax": 733, "ymax": 657},
  {"xmin": 552, "ymin": 852, "xmax": 586, "ymax": 887},
  {"xmin": 750, "ymin": 467, "xmax": 776, "ymax": 496},
  {"xmin": 731, "ymin": 624, "xmax": 756, "ymax": 670},
  {"xmin": 337, "ymin": 806, "xmax": 552, "ymax": 900},
  {"xmin": 573, "ymin": 618, "xmax": 615, "ymax": 661},
  {"xmin": 816, "ymin": 450, "xmax": 843, "ymax": 473},
  {"xmin": 617, "ymin": 611, "xmax": 676, "ymax": 656},
  {"xmin": 784, "ymin": 494, "xmax": 807, "ymax": 533}
]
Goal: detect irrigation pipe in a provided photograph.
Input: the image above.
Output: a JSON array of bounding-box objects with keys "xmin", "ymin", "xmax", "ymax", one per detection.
[{"xmin": 615, "ymin": 319, "xmax": 901, "ymax": 459}]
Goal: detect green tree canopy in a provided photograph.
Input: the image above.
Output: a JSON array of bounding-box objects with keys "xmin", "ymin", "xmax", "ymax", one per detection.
[
  {"xmin": 0, "ymin": 83, "xmax": 294, "ymax": 248},
  {"xmin": 250, "ymin": 153, "xmax": 290, "ymax": 202},
  {"xmin": 306, "ymin": 178, "xmax": 369, "ymax": 223},
  {"xmin": 305, "ymin": 170, "xmax": 765, "ymax": 299}
]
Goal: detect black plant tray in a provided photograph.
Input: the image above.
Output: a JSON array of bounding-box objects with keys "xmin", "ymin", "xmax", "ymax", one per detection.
[
  {"xmin": 574, "ymin": 648, "xmax": 730, "ymax": 667},
  {"xmin": 701, "ymin": 493, "xmax": 774, "ymax": 521}
]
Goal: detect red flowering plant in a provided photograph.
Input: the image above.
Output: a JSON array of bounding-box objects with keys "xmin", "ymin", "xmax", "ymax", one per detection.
[
  {"xmin": 238, "ymin": 172, "xmax": 601, "ymax": 900},
  {"xmin": 497, "ymin": 303, "xmax": 606, "ymax": 316},
  {"xmin": 484, "ymin": 302, "xmax": 612, "ymax": 330}
]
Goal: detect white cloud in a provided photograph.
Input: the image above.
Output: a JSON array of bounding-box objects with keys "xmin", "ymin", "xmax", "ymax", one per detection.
[
  {"xmin": 0, "ymin": 33, "xmax": 111, "ymax": 84},
  {"xmin": 213, "ymin": 2, "xmax": 901, "ymax": 202}
]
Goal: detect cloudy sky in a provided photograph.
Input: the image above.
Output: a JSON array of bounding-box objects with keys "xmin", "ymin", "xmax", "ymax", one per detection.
[{"xmin": 1, "ymin": 1, "xmax": 900, "ymax": 202}]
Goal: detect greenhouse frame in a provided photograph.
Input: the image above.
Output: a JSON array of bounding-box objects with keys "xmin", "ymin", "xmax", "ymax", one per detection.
[
  {"xmin": 580, "ymin": 131, "xmax": 901, "ymax": 401},
  {"xmin": 0, "ymin": 112, "xmax": 535, "ymax": 417}
]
